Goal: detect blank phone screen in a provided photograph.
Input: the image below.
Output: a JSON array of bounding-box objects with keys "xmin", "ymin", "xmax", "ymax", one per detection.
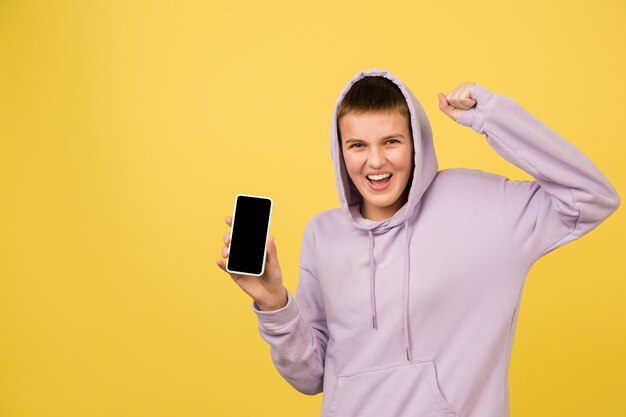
[{"xmin": 227, "ymin": 195, "xmax": 272, "ymax": 275}]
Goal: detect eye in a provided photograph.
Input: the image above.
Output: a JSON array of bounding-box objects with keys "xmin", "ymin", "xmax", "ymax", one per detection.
[
  {"xmin": 348, "ymin": 143, "xmax": 364, "ymax": 149},
  {"xmin": 386, "ymin": 139, "xmax": 400, "ymax": 145}
]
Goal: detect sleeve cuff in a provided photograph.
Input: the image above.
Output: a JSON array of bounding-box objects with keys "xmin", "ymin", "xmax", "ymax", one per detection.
[{"xmin": 252, "ymin": 289, "xmax": 299, "ymax": 330}]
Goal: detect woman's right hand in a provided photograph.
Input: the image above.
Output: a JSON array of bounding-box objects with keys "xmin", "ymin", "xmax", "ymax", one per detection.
[{"xmin": 216, "ymin": 216, "xmax": 288, "ymax": 311}]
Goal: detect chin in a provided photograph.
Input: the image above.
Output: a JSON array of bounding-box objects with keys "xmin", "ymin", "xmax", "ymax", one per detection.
[{"xmin": 370, "ymin": 195, "xmax": 399, "ymax": 208}]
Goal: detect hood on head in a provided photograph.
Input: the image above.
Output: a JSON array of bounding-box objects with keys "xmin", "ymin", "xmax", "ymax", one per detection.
[
  {"xmin": 329, "ymin": 69, "xmax": 440, "ymax": 361},
  {"xmin": 330, "ymin": 69, "xmax": 438, "ymax": 233}
]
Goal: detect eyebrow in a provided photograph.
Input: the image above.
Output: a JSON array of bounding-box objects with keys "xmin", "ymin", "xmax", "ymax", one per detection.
[{"xmin": 344, "ymin": 134, "xmax": 406, "ymax": 144}]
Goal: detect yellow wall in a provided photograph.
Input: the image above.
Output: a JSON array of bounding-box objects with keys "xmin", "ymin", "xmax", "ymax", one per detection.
[{"xmin": 1, "ymin": 1, "xmax": 624, "ymax": 416}]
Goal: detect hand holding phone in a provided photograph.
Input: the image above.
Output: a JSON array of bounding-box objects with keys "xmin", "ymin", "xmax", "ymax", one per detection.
[
  {"xmin": 216, "ymin": 194, "xmax": 287, "ymax": 311},
  {"xmin": 226, "ymin": 194, "xmax": 273, "ymax": 276}
]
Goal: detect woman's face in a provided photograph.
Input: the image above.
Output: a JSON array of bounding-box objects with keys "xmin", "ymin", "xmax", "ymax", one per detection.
[{"xmin": 339, "ymin": 110, "xmax": 414, "ymax": 221}]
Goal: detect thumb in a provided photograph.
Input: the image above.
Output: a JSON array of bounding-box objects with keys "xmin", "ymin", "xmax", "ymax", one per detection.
[
  {"xmin": 438, "ymin": 92, "xmax": 457, "ymax": 121},
  {"xmin": 266, "ymin": 236, "xmax": 280, "ymax": 267}
]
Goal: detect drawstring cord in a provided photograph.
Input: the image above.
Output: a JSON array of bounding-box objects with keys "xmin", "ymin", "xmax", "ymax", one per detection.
[
  {"xmin": 368, "ymin": 230, "xmax": 377, "ymax": 329},
  {"xmin": 403, "ymin": 222, "xmax": 412, "ymax": 361},
  {"xmin": 367, "ymin": 224, "xmax": 413, "ymax": 362}
]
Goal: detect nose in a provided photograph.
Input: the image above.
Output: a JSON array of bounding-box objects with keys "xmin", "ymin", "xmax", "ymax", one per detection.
[{"xmin": 368, "ymin": 146, "xmax": 386, "ymax": 169}]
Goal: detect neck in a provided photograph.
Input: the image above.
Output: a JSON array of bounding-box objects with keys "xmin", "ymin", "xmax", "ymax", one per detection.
[{"xmin": 361, "ymin": 193, "xmax": 409, "ymax": 221}]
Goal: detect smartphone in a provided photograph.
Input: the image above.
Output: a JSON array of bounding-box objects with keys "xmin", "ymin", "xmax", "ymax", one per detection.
[{"xmin": 226, "ymin": 194, "xmax": 273, "ymax": 276}]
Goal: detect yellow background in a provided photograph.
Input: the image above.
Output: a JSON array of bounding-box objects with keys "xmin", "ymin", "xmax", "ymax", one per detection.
[{"xmin": 1, "ymin": 0, "xmax": 624, "ymax": 416}]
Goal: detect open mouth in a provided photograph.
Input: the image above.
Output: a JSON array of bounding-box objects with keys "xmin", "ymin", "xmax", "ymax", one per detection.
[{"xmin": 367, "ymin": 173, "xmax": 392, "ymax": 185}]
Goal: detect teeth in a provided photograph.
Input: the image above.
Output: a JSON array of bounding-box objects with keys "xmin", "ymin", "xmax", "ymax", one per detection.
[{"xmin": 367, "ymin": 173, "xmax": 391, "ymax": 181}]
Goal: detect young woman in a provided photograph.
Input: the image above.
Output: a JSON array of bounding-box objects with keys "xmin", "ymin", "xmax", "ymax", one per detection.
[{"xmin": 216, "ymin": 69, "xmax": 619, "ymax": 417}]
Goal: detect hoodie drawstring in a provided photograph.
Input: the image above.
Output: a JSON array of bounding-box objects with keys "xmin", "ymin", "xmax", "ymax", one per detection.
[
  {"xmin": 368, "ymin": 224, "xmax": 413, "ymax": 362},
  {"xmin": 403, "ymin": 222, "xmax": 412, "ymax": 361},
  {"xmin": 368, "ymin": 230, "xmax": 377, "ymax": 329}
]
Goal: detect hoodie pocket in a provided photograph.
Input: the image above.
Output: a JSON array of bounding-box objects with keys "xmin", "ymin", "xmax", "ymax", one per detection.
[{"xmin": 326, "ymin": 358, "xmax": 457, "ymax": 417}]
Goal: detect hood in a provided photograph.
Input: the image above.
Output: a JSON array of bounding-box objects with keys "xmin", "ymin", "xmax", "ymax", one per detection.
[
  {"xmin": 330, "ymin": 68, "xmax": 439, "ymax": 234},
  {"xmin": 329, "ymin": 68, "xmax": 439, "ymax": 361}
]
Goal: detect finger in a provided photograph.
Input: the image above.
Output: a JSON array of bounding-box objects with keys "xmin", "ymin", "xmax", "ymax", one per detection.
[
  {"xmin": 448, "ymin": 94, "xmax": 471, "ymax": 109},
  {"xmin": 223, "ymin": 233, "xmax": 230, "ymax": 245},
  {"xmin": 461, "ymin": 98, "xmax": 477, "ymax": 108},
  {"xmin": 451, "ymin": 100, "xmax": 472, "ymax": 110},
  {"xmin": 447, "ymin": 92, "xmax": 475, "ymax": 110},
  {"xmin": 225, "ymin": 216, "xmax": 232, "ymax": 227},
  {"xmin": 221, "ymin": 246, "xmax": 229, "ymax": 258},
  {"xmin": 216, "ymin": 258, "xmax": 226, "ymax": 271},
  {"xmin": 446, "ymin": 88, "xmax": 463, "ymax": 103},
  {"xmin": 449, "ymin": 98, "xmax": 464, "ymax": 109},
  {"xmin": 446, "ymin": 91, "xmax": 458, "ymax": 101}
]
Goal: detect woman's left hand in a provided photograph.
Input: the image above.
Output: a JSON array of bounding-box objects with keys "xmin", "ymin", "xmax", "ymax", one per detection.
[{"xmin": 438, "ymin": 82, "xmax": 477, "ymax": 122}]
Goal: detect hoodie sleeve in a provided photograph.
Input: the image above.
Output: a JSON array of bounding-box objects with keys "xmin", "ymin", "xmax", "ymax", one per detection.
[
  {"xmin": 457, "ymin": 84, "xmax": 620, "ymax": 264},
  {"xmin": 251, "ymin": 220, "xmax": 328, "ymax": 395}
]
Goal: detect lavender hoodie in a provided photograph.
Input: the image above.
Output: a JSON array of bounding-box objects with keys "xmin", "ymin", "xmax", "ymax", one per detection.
[{"xmin": 251, "ymin": 69, "xmax": 620, "ymax": 417}]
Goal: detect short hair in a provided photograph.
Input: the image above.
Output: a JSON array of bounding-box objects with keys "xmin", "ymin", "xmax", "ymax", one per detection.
[{"xmin": 337, "ymin": 76, "xmax": 410, "ymax": 122}]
